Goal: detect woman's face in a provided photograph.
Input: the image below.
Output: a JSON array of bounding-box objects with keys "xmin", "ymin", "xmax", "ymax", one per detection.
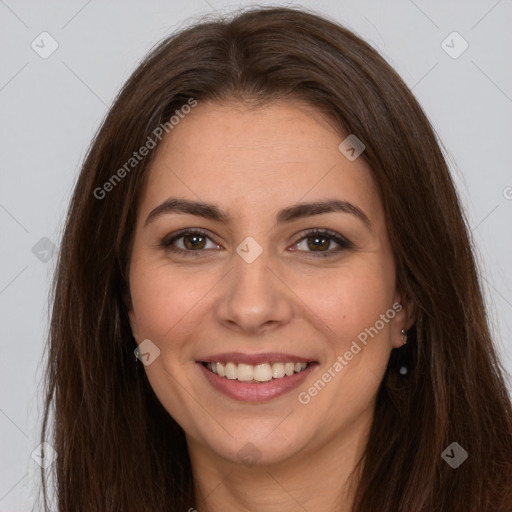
[{"xmin": 128, "ymin": 100, "xmax": 411, "ymax": 466}]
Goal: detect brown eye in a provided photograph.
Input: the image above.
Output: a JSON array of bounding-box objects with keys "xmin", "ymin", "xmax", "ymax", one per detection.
[
  {"xmin": 292, "ymin": 229, "xmax": 353, "ymax": 257},
  {"xmin": 182, "ymin": 233, "xmax": 207, "ymax": 250},
  {"xmin": 161, "ymin": 229, "xmax": 221, "ymax": 256},
  {"xmin": 306, "ymin": 234, "xmax": 331, "ymax": 251}
]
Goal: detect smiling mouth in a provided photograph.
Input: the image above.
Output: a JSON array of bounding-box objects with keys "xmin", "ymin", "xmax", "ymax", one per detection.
[{"xmin": 201, "ymin": 361, "xmax": 311, "ymax": 383}]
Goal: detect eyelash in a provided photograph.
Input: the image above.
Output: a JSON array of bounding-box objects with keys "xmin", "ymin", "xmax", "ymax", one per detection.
[{"xmin": 160, "ymin": 228, "xmax": 353, "ymax": 258}]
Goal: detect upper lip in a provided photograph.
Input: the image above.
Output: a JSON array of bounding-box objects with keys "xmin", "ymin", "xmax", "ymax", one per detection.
[{"xmin": 198, "ymin": 352, "xmax": 316, "ymax": 365}]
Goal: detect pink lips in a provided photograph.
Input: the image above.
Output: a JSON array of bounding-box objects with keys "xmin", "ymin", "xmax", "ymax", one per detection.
[{"xmin": 196, "ymin": 358, "xmax": 318, "ymax": 402}]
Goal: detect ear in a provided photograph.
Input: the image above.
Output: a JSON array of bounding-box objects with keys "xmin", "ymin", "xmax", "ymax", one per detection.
[{"xmin": 391, "ymin": 289, "xmax": 415, "ymax": 349}]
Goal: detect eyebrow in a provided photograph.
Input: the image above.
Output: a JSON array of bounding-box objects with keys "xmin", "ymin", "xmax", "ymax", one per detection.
[{"xmin": 144, "ymin": 197, "xmax": 371, "ymax": 229}]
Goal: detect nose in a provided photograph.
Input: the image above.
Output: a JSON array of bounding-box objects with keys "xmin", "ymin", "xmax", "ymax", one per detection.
[{"xmin": 214, "ymin": 248, "xmax": 294, "ymax": 335}]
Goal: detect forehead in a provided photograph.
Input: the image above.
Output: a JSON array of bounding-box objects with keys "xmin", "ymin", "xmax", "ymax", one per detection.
[{"xmin": 139, "ymin": 99, "xmax": 381, "ymax": 227}]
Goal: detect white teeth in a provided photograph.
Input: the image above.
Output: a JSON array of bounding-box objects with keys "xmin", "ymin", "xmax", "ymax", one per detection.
[
  {"xmin": 253, "ymin": 363, "xmax": 273, "ymax": 382},
  {"xmin": 237, "ymin": 363, "xmax": 254, "ymax": 382},
  {"xmin": 272, "ymin": 362, "xmax": 285, "ymax": 379},
  {"xmin": 284, "ymin": 362, "xmax": 295, "ymax": 376},
  {"xmin": 225, "ymin": 362, "xmax": 237, "ymax": 379},
  {"xmin": 217, "ymin": 362, "xmax": 226, "ymax": 377},
  {"xmin": 205, "ymin": 361, "xmax": 310, "ymax": 381}
]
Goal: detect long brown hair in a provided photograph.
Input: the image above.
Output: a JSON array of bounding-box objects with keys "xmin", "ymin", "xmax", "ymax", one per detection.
[{"xmin": 41, "ymin": 6, "xmax": 512, "ymax": 511}]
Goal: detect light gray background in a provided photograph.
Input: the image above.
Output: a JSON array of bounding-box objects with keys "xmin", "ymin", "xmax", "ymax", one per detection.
[{"xmin": 1, "ymin": 0, "xmax": 511, "ymax": 509}]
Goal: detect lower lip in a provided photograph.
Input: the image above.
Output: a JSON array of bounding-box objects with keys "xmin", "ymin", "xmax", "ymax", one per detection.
[{"xmin": 196, "ymin": 362, "xmax": 318, "ymax": 402}]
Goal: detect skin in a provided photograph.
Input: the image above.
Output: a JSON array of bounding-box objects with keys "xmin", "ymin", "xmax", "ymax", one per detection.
[{"xmin": 128, "ymin": 99, "xmax": 414, "ymax": 512}]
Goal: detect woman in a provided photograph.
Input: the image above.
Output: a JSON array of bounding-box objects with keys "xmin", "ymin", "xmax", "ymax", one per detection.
[{"xmin": 41, "ymin": 6, "xmax": 512, "ymax": 511}]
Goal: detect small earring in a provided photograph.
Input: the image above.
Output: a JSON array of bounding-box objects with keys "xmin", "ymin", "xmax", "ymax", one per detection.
[{"xmin": 399, "ymin": 328, "xmax": 409, "ymax": 375}]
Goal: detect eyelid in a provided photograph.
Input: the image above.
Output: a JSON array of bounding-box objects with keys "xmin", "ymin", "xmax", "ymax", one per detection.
[
  {"xmin": 162, "ymin": 227, "xmax": 215, "ymax": 243},
  {"xmin": 292, "ymin": 227, "xmax": 351, "ymax": 246},
  {"xmin": 290, "ymin": 228, "xmax": 353, "ymax": 256},
  {"xmin": 161, "ymin": 228, "xmax": 221, "ymax": 252},
  {"xmin": 160, "ymin": 227, "xmax": 353, "ymax": 256}
]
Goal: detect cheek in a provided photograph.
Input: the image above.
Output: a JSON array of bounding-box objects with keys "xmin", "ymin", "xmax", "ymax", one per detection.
[
  {"xmin": 128, "ymin": 261, "xmax": 208, "ymax": 413},
  {"xmin": 129, "ymin": 260, "xmax": 191, "ymax": 340},
  {"xmin": 131, "ymin": 275, "xmax": 174, "ymax": 337},
  {"xmin": 297, "ymin": 269, "xmax": 396, "ymax": 424},
  {"xmin": 301, "ymin": 260, "xmax": 395, "ymax": 347}
]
